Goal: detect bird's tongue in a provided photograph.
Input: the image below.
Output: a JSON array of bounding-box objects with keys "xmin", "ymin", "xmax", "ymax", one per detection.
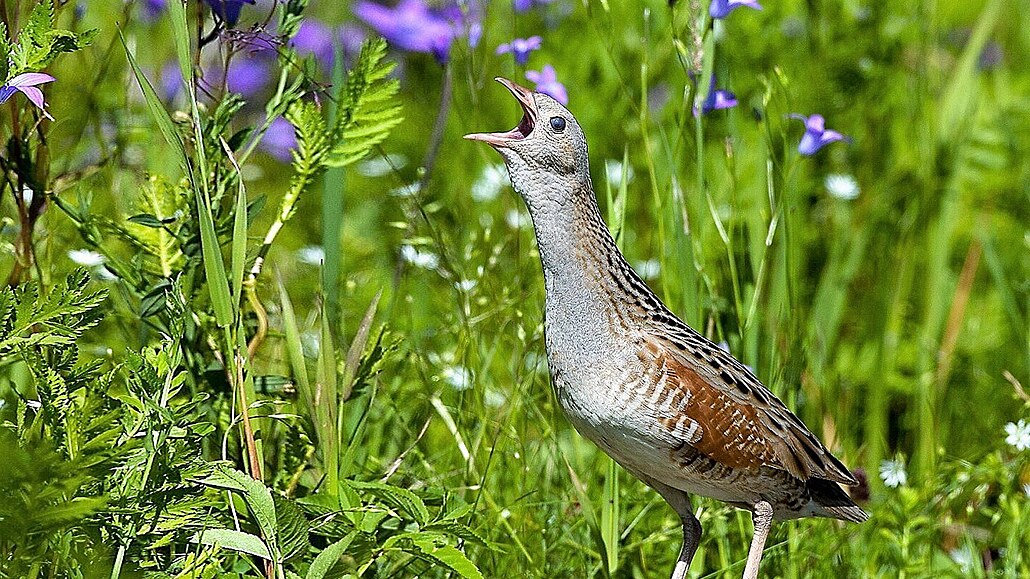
[{"xmin": 464, "ymin": 77, "xmax": 537, "ymax": 148}]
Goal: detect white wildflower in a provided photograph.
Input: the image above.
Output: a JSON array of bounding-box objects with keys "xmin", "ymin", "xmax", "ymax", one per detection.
[
  {"xmin": 505, "ymin": 209, "xmax": 531, "ymax": 229},
  {"xmin": 68, "ymin": 249, "xmax": 105, "ymax": 267},
  {"xmin": 949, "ymin": 545, "xmax": 977, "ymax": 574},
  {"xmin": 400, "ymin": 245, "xmax": 439, "ymax": 269},
  {"xmin": 390, "ymin": 182, "xmax": 419, "ymax": 197},
  {"xmin": 455, "ymin": 279, "xmax": 477, "ymax": 292},
  {"xmin": 604, "ymin": 159, "xmax": 635, "ymax": 186},
  {"xmin": 879, "ymin": 458, "xmax": 908, "ymax": 488},
  {"xmin": 1004, "ymin": 419, "xmax": 1030, "ymax": 451},
  {"xmin": 301, "ymin": 331, "xmax": 320, "ymax": 358},
  {"xmin": 357, "ymin": 154, "xmax": 407, "ymax": 177},
  {"xmin": 484, "ymin": 387, "xmax": 507, "ymax": 408},
  {"xmin": 297, "ymin": 245, "xmax": 325, "ymax": 265},
  {"xmin": 634, "ymin": 259, "xmax": 660, "ymax": 279},
  {"xmin": 824, "ymin": 173, "xmax": 860, "ymax": 200},
  {"xmin": 442, "ymin": 365, "xmax": 473, "ymax": 391},
  {"xmin": 471, "ymin": 163, "xmax": 509, "ymax": 201}
]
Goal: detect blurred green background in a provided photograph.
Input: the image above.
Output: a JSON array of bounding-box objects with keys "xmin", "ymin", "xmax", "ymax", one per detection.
[{"xmin": 1, "ymin": 0, "xmax": 1029, "ymax": 577}]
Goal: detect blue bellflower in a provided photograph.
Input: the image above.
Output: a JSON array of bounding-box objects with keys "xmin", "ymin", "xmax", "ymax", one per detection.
[
  {"xmin": 261, "ymin": 117, "xmax": 298, "ymax": 162},
  {"xmin": 292, "ymin": 20, "xmax": 337, "ymax": 71},
  {"xmin": 204, "ymin": 0, "xmax": 256, "ymax": 27},
  {"xmin": 709, "ymin": 0, "xmax": 762, "ymax": 19},
  {"xmin": 525, "ymin": 65, "xmax": 567, "ymax": 105},
  {"xmin": 694, "ymin": 75, "xmax": 737, "ymax": 116},
  {"xmin": 790, "ymin": 113, "xmax": 849, "ymax": 155},
  {"xmin": 496, "ymin": 36, "xmax": 542, "ymax": 66},
  {"xmin": 354, "ymin": 0, "xmax": 459, "ymax": 64},
  {"xmin": 0, "ymin": 72, "xmax": 56, "ymax": 119}
]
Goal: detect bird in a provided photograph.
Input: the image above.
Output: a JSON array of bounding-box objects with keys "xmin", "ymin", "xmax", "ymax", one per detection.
[{"xmin": 465, "ymin": 78, "xmax": 868, "ymax": 579}]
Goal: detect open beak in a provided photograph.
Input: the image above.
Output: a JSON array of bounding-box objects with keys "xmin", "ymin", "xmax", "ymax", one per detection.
[{"xmin": 464, "ymin": 77, "xmax": 537, "ymax": 148}]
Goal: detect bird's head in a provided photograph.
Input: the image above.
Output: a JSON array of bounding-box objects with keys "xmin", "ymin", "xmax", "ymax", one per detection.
[{"xmin": 465, "ymin": 78, "xmax": 591, "ymax": 206}]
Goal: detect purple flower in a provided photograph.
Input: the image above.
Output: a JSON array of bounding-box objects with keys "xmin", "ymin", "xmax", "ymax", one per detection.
[
  {"xmin": 292, "ymin": 20, "xmax": 336, "ymax": 67},
  {"xmin": 0, "ymin": 73, "xmax": 56, "ymax": 120},
  {"xmin": 204, "ymin": 0, "xmax": 256, "ymax": 27},
  {"xmin": 338, "ymin": 24, "xmax": 368, "ymax": 66},
  {"xmin": 709, "ymin": 0, "xmax": 762, "ymax": 19},
  {"xmin": 354, "ymin": 0, "xmax": 457, "ymax": 64},
  {"xmin": 790, "ymin": 114, "xmax": 848, "ymax": 156},
  {"xmin": 525, "ymin": 65, "xmax": 567, "ymax": 105},
  {"xmin": 225, "ymin": 57, "xmax": 271, "ymax": 97},
  {"xmin": 160, "ymin": 62, "xmax": 183, "ymax": 101},
  {"xmin": 261, "ymin": 117, "xmax": 297, "ymax": 162},
  {"xmin": 514, "ymin": 0, "xmax": 553, "ymax": 12},
  {"xmin": 694, "ymin": 75, "xmax": 737, "ymax": 116},
  {"xmin": 141, "ymin": 0, "xmax": 167, "ymax": 21},
  {"xmin": 496, "ymin": 36, "xmax": 542, "ymax": 66}
]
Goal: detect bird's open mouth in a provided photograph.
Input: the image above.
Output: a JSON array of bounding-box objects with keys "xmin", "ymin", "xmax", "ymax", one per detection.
[{"xmin": 464, "ymin": 77, "xmax": 536, "ymax": 147}]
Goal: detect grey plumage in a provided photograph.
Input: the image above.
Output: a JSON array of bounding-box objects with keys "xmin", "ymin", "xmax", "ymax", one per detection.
[{"xmin": 466, "ymin": 77, "xmax": 866, "ymax": 579}]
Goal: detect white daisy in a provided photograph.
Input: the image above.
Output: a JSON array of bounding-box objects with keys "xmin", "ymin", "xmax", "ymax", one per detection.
[
  {"xmin": 68, "ymin": 249, "xmax": 105, "ymax": 267},
  {"xmin": 1004, "ymin": 419, "xmax": 1030, "ymax": 451},
  {"xmin": 604, "ymin": 159, "xmax": 635, "ymax": 186},
  {"xmin": 442, "ymin": 365, "xmax": 473, "ymax": 391},
  {"xmin": 471, "ymin": 163, "xmax": 509, "ymax": 202},
  {"xmin": 824, "ymin": 173, "xmax": 860, "ymax": 200},
  {"xmin": 400, "ymin": 245, "xmax": 439, "ymax": 269},
  {"xmin": 297, "ymin": 245, "xmax": 325, "ymax": 265},
  {"xmin": 879, "ymin": 458, "xmax": 908, "ymax": 488}
]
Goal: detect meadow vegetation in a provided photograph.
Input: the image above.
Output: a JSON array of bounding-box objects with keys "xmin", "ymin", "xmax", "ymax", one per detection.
[{"xmin": 1, "ymin": 0, "xmax": 1028, "ymax": 577}]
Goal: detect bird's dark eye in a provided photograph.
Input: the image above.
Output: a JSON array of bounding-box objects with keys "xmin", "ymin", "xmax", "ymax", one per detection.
[{"xmin": 549, "ymin": 116, "xmax": 566, "ymax": 132}]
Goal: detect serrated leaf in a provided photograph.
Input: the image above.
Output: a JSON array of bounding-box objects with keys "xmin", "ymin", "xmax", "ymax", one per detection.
[
  {"xmin": 327, "ymin": 38, "xmax": 403, "ymax": 168},
  {"xmin": 274, "ymin": 495, "xmax": 310, "ymax": 562},
  {"xmin": 193, "ymin": 465, "xmax": 278, "ymax": 548},
  {"xmin": 348, "ymin": 480, "xmax": 429, "ymax": 526}
]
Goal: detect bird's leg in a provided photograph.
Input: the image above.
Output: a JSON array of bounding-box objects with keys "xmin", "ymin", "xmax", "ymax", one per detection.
[
  {"xmin": 741, "ymin": 500, "xmax": 774, "ymax": 579},
  {"xmin": 643, "ymin": 477, "xmax": 701, "ymax": 579},
  {"xmin": 669, "ymin": 509, "xmax": 702, "ymax": 579}
]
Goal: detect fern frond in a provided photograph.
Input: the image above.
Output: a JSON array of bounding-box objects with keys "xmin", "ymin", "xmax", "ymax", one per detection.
[
  {"xmin": 327, "ymin": 37, "xmax": 403, "ymax": 168},
  {"xmin": 0, "ymin": 269, "xmax": 107, "ymax": 356}
]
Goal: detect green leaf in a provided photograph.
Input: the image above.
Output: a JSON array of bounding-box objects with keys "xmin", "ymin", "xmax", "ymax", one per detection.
[
  {"xmin": 196, "ymin": 191, "xmax": 234, "ymax": 327},
  {"xmin": 274, "ymin": 495, "xmax": 310, "ymax": 562},
  {"xmin": 127, "ymin": 213, "xmax": 168, "ymax": 228},
  {"xmin": 228, "ymin": 142, "xmax": 249, "ymax": 305},
  {"xmin": 167, "ymin": 0, "xmax": 193, "ymax": 90},
  {"xmin": 348, "ymin": 480, "xmax": 429, "ymax": 526},
  {"xmin": 121, "ymin": 31, "xmax": 188, "ymax": 166},
  {"xmin": 410, "ymin": 538, "xmax": 483, "ymax": 579},
  {"xmin": 327, "ymin": 38, "xmax": 403, "ymax": 168},
  {"xmin": 195, "ymin": 528, "xmax": 271, "ymax": 559},
  {"xmin": 194, "ymin": 465, "xmax": 278, "ymax": 549},
  {"xmin": 341, "ymin": 290, "xmax": 381, "ymax": 402},
  {"xmin": 306, "ymin": 533, "xmax": 356, "ymax": 579}
]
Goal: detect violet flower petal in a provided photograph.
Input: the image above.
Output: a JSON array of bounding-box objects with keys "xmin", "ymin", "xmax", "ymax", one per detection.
[
  {"xmin": 354, "ymin": 0, "xmax": 456, "ymax": 64},
  {"xmin": 7, "ymin": 73, "xmax": 56, "ymax": 87},
  {"xmin": 791, "ymin": 113, "xmax": 849, "ymax": 155},
  {"xmin": 710, "ymin": 0, "xmax": 762, "ymax": 19},
  {"xmin": 526, "ymin": 65, "xmax": 567, "ymax": 105}
]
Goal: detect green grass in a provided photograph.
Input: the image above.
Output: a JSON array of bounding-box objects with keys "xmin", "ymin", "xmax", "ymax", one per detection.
[{"xmin": 1, "ymin": 0, "xmax": 1029, "ymax": 577}]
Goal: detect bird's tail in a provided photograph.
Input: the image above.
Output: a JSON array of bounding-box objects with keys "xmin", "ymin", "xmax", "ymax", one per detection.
[{"xmin": 807, "ymin": 477, "xmax": 870, "ymax": 523}]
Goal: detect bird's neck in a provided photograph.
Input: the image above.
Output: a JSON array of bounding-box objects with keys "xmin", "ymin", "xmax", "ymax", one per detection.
[
  {"xmin": 521, "ymin": 179, "xmax": 615, "ymax": 276},
  {"xmin": 519, "ymin": 178, "xmax": 653, "ymax": 338}
]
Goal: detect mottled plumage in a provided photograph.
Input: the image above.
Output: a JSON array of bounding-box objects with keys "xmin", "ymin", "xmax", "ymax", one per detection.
[{"xmin": 466, "ymin": 78, "xmax": 866, "ymax": 579}]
